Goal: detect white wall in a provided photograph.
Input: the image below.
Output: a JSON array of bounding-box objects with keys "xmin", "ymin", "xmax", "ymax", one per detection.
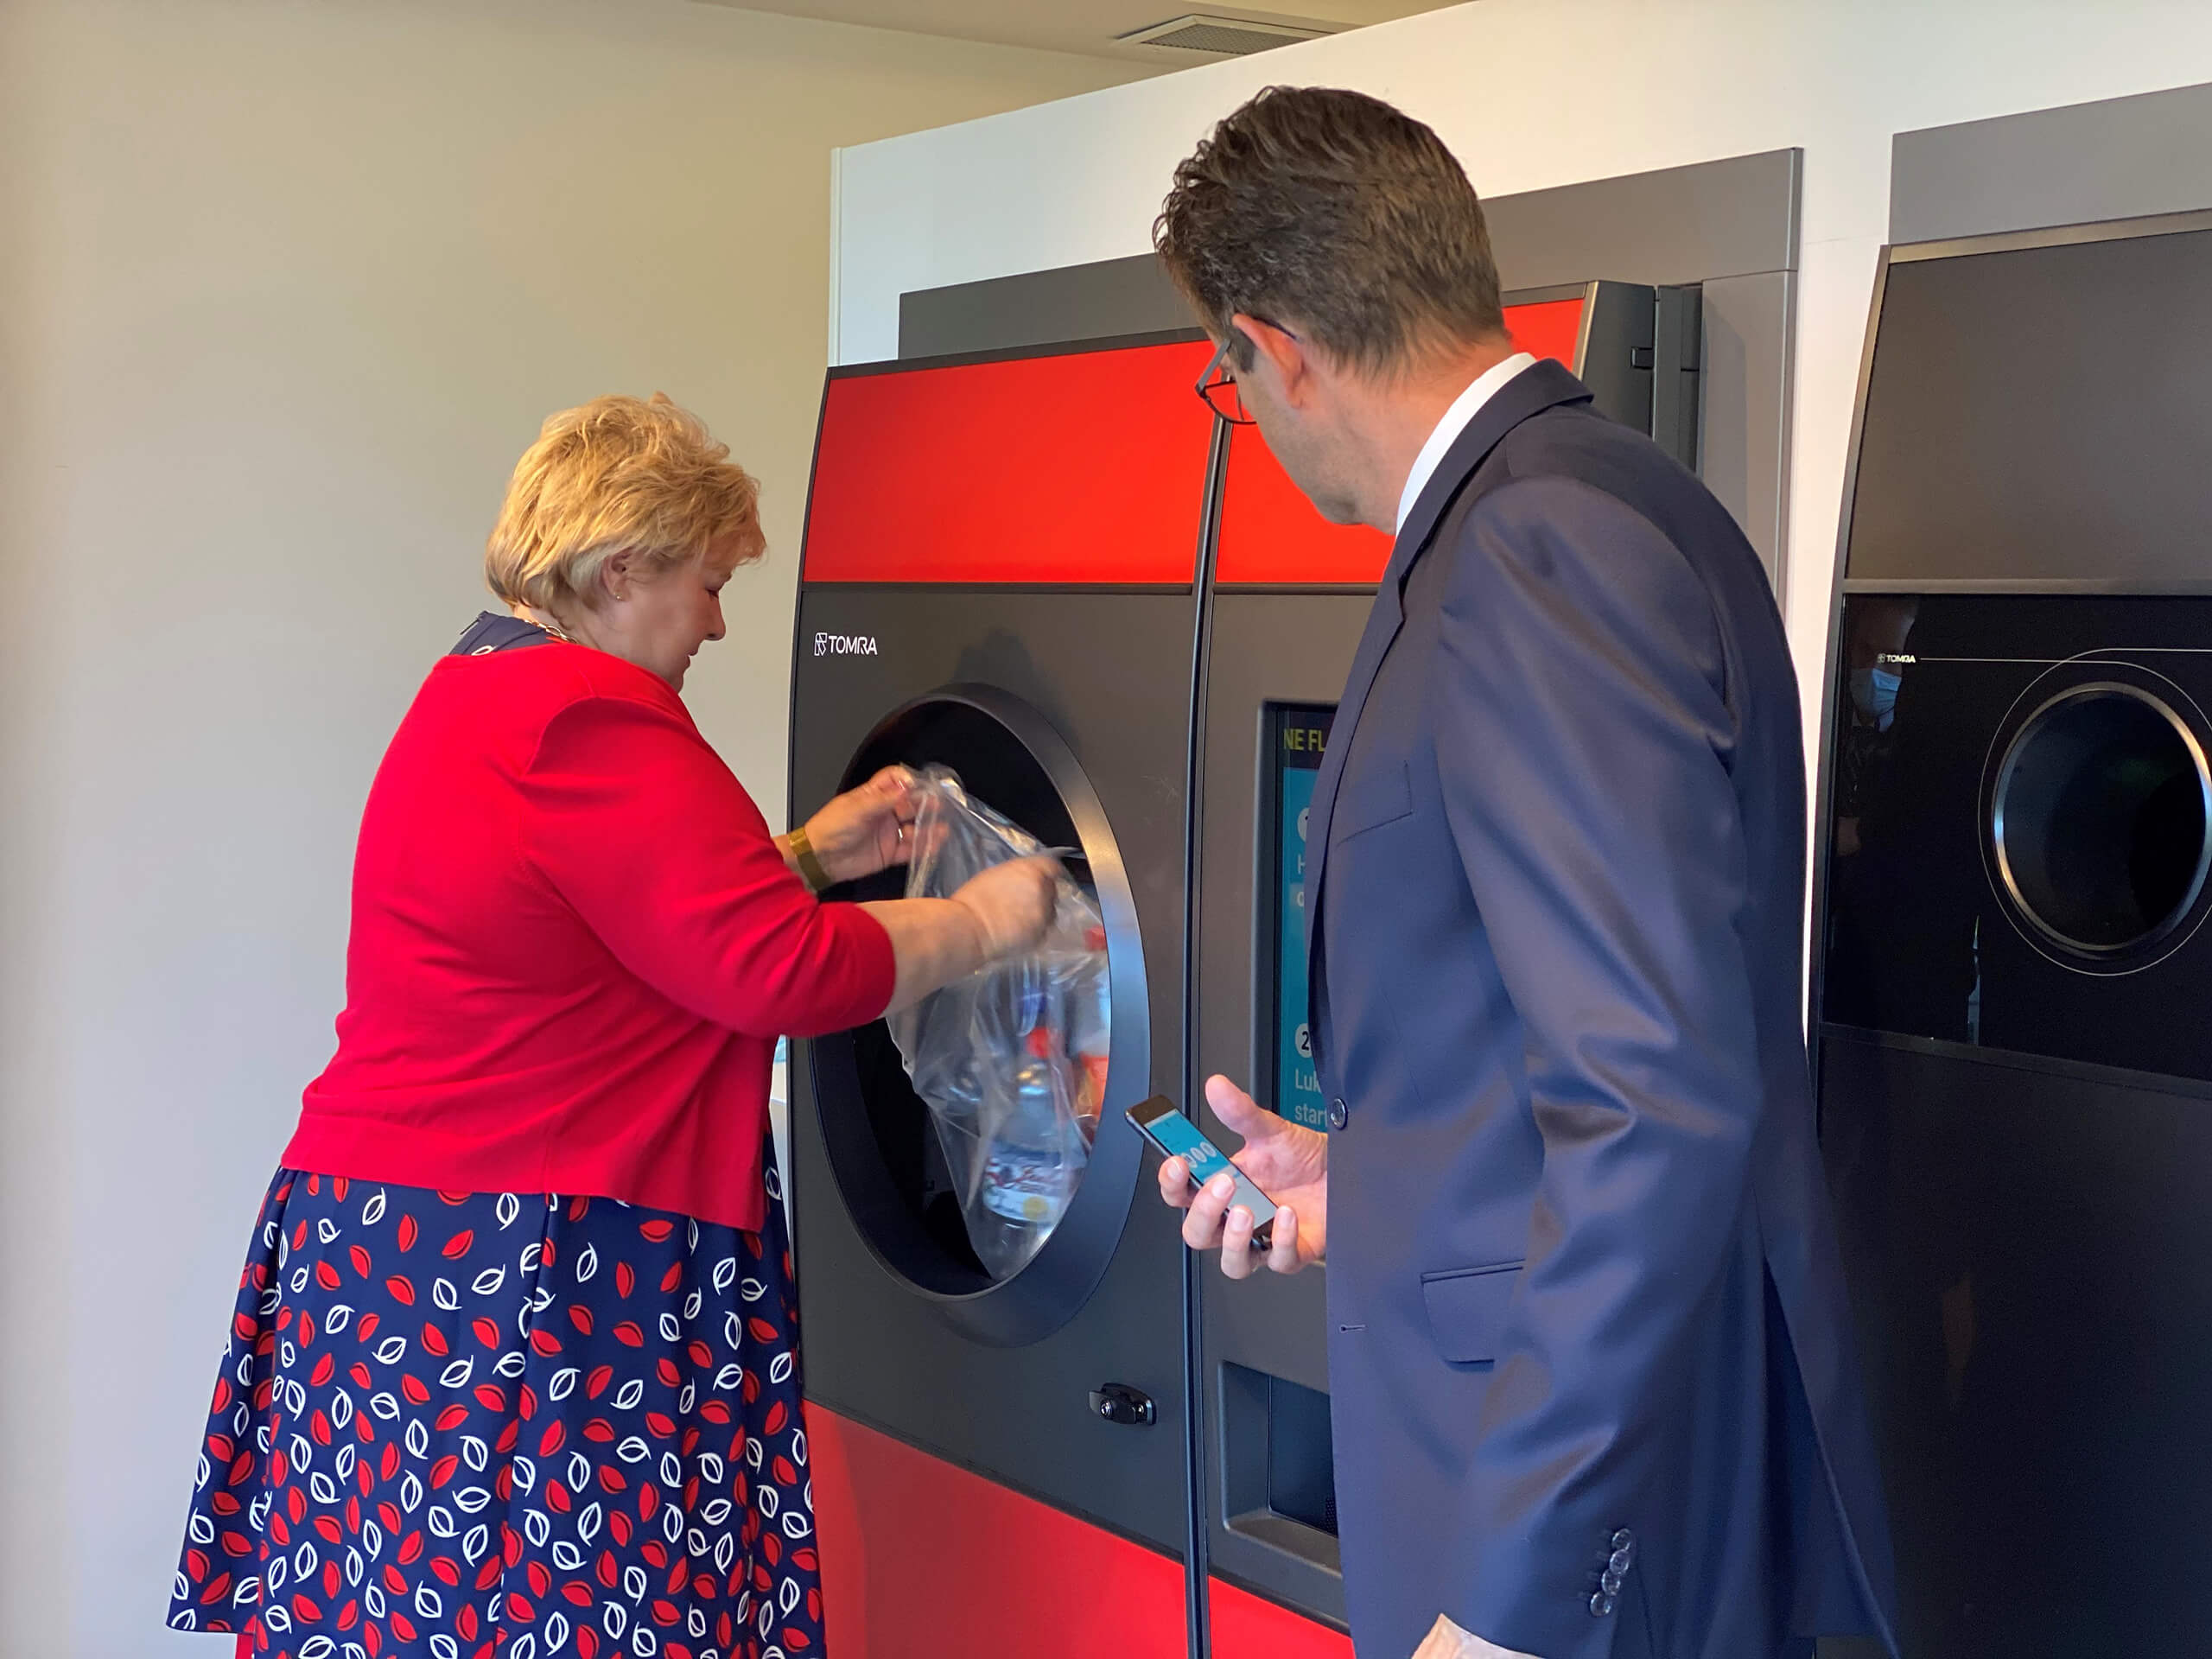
[
  {"xmin": 829, "ymin": 0, "xmax": 2212, "ymax": 726},
  {"xmin": 0, "ymin": 1, "xmax": 1141, "ymax": 1650}
]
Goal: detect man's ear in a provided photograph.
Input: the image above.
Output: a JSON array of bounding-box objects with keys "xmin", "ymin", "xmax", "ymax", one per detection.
[{"xmin": 1230, "ymin": 314, "xmax": 1312, "ymax": 405}]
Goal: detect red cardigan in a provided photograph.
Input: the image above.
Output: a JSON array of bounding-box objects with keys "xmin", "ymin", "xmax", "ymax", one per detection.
[{"xmin": 286, "ymin": 643, "xmax": 894, "ymax": 1231}]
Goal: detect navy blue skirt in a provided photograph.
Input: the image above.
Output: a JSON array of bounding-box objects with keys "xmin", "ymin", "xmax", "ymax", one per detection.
[{"xmin": 168, "ymin": 1142, "xmax": 824, "ymax": 1659}]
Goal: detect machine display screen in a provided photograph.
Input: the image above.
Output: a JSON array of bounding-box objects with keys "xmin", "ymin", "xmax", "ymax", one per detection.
[{"xmin": 1262, "ymin": 704, "xmax": 1333, "ymax": 1129}]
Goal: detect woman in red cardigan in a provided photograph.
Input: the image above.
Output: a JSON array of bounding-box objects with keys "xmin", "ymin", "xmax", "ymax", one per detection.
[{"xmin": 168, "ymin": 394, "xmax": 1054, "ymax": 1659}]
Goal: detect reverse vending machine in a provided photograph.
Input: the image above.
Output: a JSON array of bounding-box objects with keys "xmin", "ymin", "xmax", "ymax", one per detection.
[
  {"xmin": 790, "ymin": 334, "xmax": 1218, "ymax": 1659},
  {"xmin": 1816, "ymin": 209, "xmax": 2212, "ymax": 1656},
  {"xmin": 791, "ymin": 149, "xmax": 1800, "ymax": 1659}
]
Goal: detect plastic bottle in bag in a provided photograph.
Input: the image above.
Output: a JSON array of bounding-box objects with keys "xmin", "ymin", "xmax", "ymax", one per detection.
[
  {"xmin": 889, "ymin": 766, "xmax": 1103, "ymax": 1278},
  {"xmin": 1070, "ymin": 925, "xmax": 1111, "ymax": 1136},
  {"xmin": 982, "ymin": 1021, "xmax": 1080, "ymax": 1232}
]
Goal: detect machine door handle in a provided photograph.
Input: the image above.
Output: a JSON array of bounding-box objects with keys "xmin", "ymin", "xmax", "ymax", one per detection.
[{"xmin": 1090, "ymin": 1382, "xmax": 1155, "ymax": 1427}]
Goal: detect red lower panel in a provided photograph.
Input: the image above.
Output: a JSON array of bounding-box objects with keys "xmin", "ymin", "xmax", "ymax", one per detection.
[
  {"xmin": 1214, "ymin": 1580, "xmax": 1356, "ymax": 1657},
  {"xmin": 808, "ymin": 1405, "xmax": 1351, "ymax": 1658}
]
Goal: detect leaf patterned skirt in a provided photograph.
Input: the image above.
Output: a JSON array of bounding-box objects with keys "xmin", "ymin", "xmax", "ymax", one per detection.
[{"xmin": 168, "ymin": 1141, "xmax": 825, "ymax": 1659}]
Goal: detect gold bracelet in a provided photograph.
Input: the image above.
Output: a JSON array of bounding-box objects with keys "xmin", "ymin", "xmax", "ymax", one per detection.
[{"xmin": 785, "ymin": 824, "xmax": 835, "ymax": 893}]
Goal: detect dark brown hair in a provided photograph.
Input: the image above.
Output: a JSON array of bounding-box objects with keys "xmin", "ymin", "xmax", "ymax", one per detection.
[{"xmin": 1154, "ymin": 86, "xmax": 1504, "ymax": 375}]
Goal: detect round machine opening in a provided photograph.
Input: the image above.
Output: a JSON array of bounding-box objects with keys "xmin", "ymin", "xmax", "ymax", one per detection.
[
  {"xmin": 1991, "ymin": 683, "xmax": 2212, "ymax": 959},
  {"xmin": 806, "ymin": 686, "xmax": 1147, "ymax": 1346}
]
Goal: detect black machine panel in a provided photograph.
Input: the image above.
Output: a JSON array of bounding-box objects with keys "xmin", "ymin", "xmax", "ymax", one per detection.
[
  {"xmin": 1821, "ymin": 594, "xmax": 2212, "ymax": 1081},
  {"xmin": 1846, "ymin": 219, "xmax": 2212, "ymax": 586},
  {"xmin": 1820, "ymin": 212, "xmax": 2212, "ymax": 1659},
  {"xmin": 789, "ymin": 585, "xmax": 1194, "ymax": 1548},
  {"xmin": 1821, "ymin": 1030, "xmax": 2212, "ymax": 1656}
]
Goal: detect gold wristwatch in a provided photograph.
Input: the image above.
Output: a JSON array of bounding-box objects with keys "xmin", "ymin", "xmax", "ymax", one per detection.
[{"xmin": 785, "ymin": 824, "xmax": 835, "ymax": 893}]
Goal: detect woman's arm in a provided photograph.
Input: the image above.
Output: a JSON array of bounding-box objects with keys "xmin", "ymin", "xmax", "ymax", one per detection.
[
  {"xmin": 520, "ymin": 694, "xmax": 1054, "ymax": 1035},
  {"xmin": 860, "ymin": 855, "xmax": 1059, "ymax": 1014}
]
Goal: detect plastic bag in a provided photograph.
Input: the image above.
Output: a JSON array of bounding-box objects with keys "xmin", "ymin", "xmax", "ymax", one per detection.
[{"xmin": 887, "ymin": 765, "xmax": 1110, "ymax": 1281}]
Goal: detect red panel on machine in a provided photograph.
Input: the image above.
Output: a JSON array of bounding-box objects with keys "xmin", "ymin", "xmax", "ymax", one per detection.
[
  {"xmin": 804, "ymin": 340, "xmax": 1217, "ymax": 585},
  {"xmin": 809, "ymin": 1406, "xmax": 1352, "ymax": 1658},
  {"xmin": 1214, "ymin": 295, "xmax": 1587, "ymax": 586},
  {"xmin": 1504, "ymin": 295, "xmax": 1589, "ymax": 367}
]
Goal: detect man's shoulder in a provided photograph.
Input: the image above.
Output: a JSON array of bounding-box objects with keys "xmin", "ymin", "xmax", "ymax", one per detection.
[
  {"xmin": 1492, "ymin": 404, "xmax": 1707, "ymax": 516},
  {"xmin": 1452, "ymin": 404, "xmax": 1761, "ymax": 582}
]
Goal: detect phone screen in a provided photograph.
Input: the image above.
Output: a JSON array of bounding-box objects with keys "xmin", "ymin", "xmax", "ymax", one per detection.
[{"xmin": 1126, "ymin": 1096, "xmax": 1279, "ymax": 1245}]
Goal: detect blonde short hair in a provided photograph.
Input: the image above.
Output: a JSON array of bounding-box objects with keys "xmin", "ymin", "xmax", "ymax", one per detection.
[{"xmin": 486, "ymin": 394, "xmax": 763, "ymax": 612}]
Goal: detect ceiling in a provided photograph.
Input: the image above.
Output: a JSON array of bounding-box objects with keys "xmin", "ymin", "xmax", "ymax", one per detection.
[{"xmin": 684, "ymin": 0, "xmax": 1457, "ymax": 64}]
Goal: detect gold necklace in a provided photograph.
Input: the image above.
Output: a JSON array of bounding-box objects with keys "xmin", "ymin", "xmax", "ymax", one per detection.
[{"xmin": 521, "ymin": 607, "xmax": 573, "ymax": 643}]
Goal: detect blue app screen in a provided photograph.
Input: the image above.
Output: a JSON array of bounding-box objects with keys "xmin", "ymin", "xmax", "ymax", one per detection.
[{"xmin": 1145, "ymin": 1107, "xmax": 1228, "ymax": 1180}]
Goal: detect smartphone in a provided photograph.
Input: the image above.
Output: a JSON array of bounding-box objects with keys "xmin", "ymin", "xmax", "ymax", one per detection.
[{"xmin": 1125, "ymin": 1094, "xmax": 1279, "ymax": 1249}]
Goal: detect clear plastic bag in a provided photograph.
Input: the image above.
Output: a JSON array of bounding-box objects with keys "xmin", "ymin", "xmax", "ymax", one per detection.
[{"xmin": 887, "ymin": 766, "xmax": 1110, "ymax": 1281}]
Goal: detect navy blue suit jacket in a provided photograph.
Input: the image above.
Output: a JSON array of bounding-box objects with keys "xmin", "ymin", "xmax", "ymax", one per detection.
[{"xmin": 1306, "ymin": 361, "xmax": 1897, "ymax": 1659}]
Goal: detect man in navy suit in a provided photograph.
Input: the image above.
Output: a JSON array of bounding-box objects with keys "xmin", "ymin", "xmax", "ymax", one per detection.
[{"xmin": 1152, "ymin": 88, "xmax": 1897, "ymax": 1659}]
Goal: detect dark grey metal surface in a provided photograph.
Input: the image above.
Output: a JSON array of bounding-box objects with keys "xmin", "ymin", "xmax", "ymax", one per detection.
[
  {"xmin": 1651, "ymin": 284, "xmax": 1704, "ymax": 472},
  {"xmin": 1192, "ymin": 589, "xmax": 1375, "ymax": 1627},
  {"xmin": 788, "ymin": 585, "xmax": 1195, "ymax": 1554},
  {"xmin": 1844, "ymin": 219, "xmax": 2212, "ymax": 586},
  {"xmin": 1699, "ymin": 270, "xmax": 1794, "ymax": 580},
  {"xmin": 899, "ymin": 152, "xmax": 1800, "ymax": 359},
  {"xmin": 1484, "ymin": 149, "xmax": 1800, "ymax": 291},
  {"xmin": 1891, "ymin": 79, "xmax": 2212, "ymax": 246},
  {"xmin": 1574, "ymin": 279, "xmax": 1659, "ymax": 434},
  {"xmin": 1821, "ymin": 1027, "xmax": 2212, "ymax": 1656},
  {"xmin": 895, "ymin": 149, "xmax": 1800, "ymax": 591},
  {"xmin": 899, "ymin": 253, "xmax": 1192, "ymax": 359}
]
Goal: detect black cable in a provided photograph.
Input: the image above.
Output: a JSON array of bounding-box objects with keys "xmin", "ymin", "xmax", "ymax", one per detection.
[{"xmin": 1179, "ymin": 412, "xmax": 1232, "ymax": 1659}]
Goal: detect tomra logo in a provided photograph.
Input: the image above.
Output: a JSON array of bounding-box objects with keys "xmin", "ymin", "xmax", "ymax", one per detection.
[{"xmin": 813, "ymin": 632, "xmax": 879, "ymax": 657}]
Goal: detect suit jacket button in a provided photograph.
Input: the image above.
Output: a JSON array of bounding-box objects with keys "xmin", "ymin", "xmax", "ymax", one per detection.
[
  {"xmin": 1610, "ymin": 1548, "xmax": 1634, "ymax": 1575},
  {"xmin": 1589, "ymin": 1592, "xmax": 1616, "ymax": 1618},
  {"xmin": 1611, "ymin": 1528, "xmax": 1636, "ymax": 1551},
  {"xmin": 1600, "ymin": 1570, "xmax": 1623, "ymax": 1597},
  {"xmin": 1327, "ymin": 1096, "xmax": 1348, "ymax": 1131}
]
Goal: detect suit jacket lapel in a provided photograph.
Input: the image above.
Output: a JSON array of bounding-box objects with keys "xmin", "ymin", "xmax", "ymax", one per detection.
[{"xmin": 1303, "ymin": 360, "xmax": 1595, "ymax": 1052}]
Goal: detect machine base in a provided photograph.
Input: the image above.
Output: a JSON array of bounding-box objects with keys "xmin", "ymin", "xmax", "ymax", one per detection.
[{"xmin": 809, "ymin": 1406, "xmax": 1354, "ymax": 1658}]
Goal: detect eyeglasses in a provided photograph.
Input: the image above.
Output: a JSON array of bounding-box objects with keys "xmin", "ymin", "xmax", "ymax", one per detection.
[
  {"xmin": 1193, "ymin": 319, "xmax": 1295, "ymax": 427},
  {"xmin": 1195, "ymin": 339, "xmax": 1254, "ymax": 426}
]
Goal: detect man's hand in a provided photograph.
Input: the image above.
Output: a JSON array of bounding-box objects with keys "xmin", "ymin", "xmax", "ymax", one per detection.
[
  {"xmin": 1156, "ymin": 1075, "xmax": 1328, "ymax": 1277},
  {"xmin": 1412, "ymin": 1615, "xmax": 1542, "ymax": 1659}
]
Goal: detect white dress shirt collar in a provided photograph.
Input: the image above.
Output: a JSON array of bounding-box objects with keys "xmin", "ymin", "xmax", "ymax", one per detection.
[{"xmin": 1393, "ymin": 352, "xmax": 1537, "ymax": 534}]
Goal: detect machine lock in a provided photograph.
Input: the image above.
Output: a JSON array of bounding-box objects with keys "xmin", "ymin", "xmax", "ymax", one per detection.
[{"xmin": 1090, "ymin": 1383, "xmax": 1155, "ymax": 1427}]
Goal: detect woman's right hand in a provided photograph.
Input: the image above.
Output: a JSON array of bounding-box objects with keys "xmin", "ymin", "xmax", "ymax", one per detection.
[
  {"xmin": 950, "ymin": 855, "xmax": 1060, "ymax": 960},
  {"xmin": 858, "ymin": 855, "xmax": 1061, "ymax": 1015}
]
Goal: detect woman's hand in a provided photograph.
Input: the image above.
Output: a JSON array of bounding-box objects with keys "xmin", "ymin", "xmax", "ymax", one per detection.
[
  {"xmin": 1159, "ymin": 1074, "xmax": 1329, "ymax": 1277},
  {"xmin": 950, "ymin": 855, "xmax": 1060, "ymax": 960},
  {"xmin": 857, "ymin": 855, "xmax": 1060, "ymax": 1017},
  {"xmin": 793, "ymin": 766, "xmax": 921, "ymax": 886}
]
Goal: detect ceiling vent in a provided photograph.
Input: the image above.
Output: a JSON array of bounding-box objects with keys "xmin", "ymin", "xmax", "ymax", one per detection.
[{"xmin": 1118, "ymin": 14, "xmax": 1338, "ymax": 55}]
